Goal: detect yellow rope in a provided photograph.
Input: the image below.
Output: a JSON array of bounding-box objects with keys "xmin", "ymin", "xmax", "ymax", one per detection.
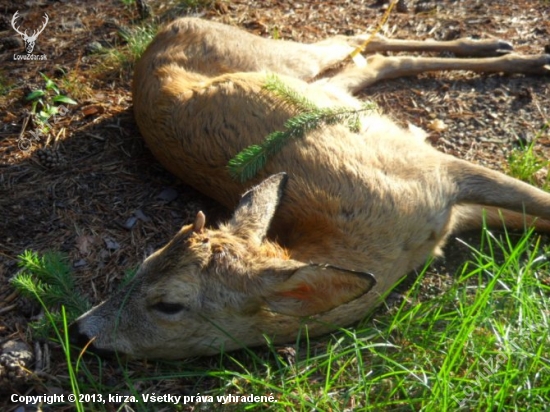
[{"xmin": 349, "ymin": 0, "xmax": 398, "ymax": 65}]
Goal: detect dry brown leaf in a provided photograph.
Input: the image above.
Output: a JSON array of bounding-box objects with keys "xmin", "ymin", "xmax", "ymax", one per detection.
[
  {"xmin": 428, "ymin": 119, "xmax": 448, "ymax": 132},
  {"xmin": 76, "ymin": 235, "xmax": 95, "ymax": 255},
  {"xmin": 81, "ymin": 104, "xmax": 105, "ymax": 117}
]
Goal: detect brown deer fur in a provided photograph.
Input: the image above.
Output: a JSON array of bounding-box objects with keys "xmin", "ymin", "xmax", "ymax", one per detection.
[{"xmin": 71, "ymin": 17, "xmax": 550, "ymax": 359}]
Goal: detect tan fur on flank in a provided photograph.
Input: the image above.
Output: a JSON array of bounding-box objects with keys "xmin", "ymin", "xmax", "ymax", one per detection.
[{"xmin": 71, "ymin": 18, "xmax": 550, "ymax": 359}]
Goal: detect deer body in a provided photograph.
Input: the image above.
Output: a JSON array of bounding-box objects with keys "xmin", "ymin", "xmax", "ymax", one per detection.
[{"xmin": 72, "ymin": 17, "xmax": 550, "ymax": 358}]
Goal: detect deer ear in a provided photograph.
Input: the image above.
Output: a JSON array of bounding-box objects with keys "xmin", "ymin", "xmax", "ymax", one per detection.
[
  {"xmin": 192, "ymin": 211, "xmax": 205, "ymax": 233},
  {"xmin": 263, "ymin": 264, "xmax": 376, "ymax": 317},
  {"xmin": 228, "ymin": 173, "xmax": 288, "ymax": 245}
]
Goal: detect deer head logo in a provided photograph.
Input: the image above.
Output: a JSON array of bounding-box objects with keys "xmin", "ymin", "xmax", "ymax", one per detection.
[{"xmin": 11, "ymin": 11, "xmax": 49, "ymax": 54}]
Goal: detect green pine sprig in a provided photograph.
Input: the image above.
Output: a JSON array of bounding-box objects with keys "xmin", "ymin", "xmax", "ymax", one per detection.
[
  {"xmin": 263, "ymin": 74, "xmax": 318, "ymax": 113},
  {"xmin": 228, "ymin": 75, "xmax": 376, "ymax": 182},
  {"xmin": 11, "ymin": 250, "xmax": 91, "ymax": 338}
]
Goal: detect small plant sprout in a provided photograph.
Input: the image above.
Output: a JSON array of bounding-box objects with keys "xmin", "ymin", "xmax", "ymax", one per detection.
[
  {"xmin": 11, "ymin": 251, "xmax": 90, "ymax": 339},
  {"xmin": 25, "ymin": 72, "xmax": 77, "ymax": 136}
]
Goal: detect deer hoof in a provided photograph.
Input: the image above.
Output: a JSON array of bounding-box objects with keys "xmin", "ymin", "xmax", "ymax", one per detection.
[{"xmin": 495, "ymin": 40, "xmax": 514, "ymax": 55}]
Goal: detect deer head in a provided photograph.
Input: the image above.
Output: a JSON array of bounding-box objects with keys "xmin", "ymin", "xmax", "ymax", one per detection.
[
  {"xmin": 12, "ymin": 11, "xmax": 49, "ymax": 54},
  {"xmin": 70, "ymin": 173, "xmax": 376, "ymax": 359}
]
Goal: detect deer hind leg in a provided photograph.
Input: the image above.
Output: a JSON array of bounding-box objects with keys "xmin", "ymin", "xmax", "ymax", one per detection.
[
  {"xmin": 321, "ymin": 53, "xmax": 550, "ymax": 94},
  {"xmin": 452, "ymin": 205, "xmax": 550, "ymax": 233}
]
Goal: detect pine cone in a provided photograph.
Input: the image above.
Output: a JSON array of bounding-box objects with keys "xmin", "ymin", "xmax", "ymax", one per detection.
[
  {"xmin": 0, "ymin": 340, "xmax": 34, "ymax": 392},
  {"xmin": 36, "ymin": 148, "xmax": 66, "ymax": 169}
]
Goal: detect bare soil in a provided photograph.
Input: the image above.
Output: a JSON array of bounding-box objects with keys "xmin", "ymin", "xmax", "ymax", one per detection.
[{"xmin": 0, "ymin": 0, "xmax": 549, "ymax": 409}]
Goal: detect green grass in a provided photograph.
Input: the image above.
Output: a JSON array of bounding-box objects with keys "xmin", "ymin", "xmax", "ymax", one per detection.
[
  {"xmin": 11, "ymin": 252, "xmax": 88, "ymax": 412},
  {"xmin": 507, "ymin": 123, "xmax": 550, "ymax": 190},
  {"xmin": 99, "ymin": 23, "xmax": 157, "ymax": 71},
  {"xmin": 14, "ymin": 224, "xmax": 550, "ymax": 411},
  {"xmin": 119, "ymin": 24, "xmax": 157, "ymax": 61}
]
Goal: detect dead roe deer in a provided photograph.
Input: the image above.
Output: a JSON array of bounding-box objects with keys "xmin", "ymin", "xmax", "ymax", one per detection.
[{"xmin": 71, "ymin": 17, "xmax": 550, "ymax": 359}]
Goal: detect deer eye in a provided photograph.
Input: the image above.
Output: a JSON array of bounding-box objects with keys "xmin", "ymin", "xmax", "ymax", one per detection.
[{"xmin": 150, "ymin": 302, "xmax": 187, "ymax": 315}]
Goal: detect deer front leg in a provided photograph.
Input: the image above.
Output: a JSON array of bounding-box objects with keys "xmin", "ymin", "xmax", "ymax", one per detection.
[
  {"xmin": 362, "ymin": 36, "xmax": 514, "ymax": 57},
  {"xmin": 323, "ymin": 33, "xmax": 514, "ymax": 57},
  {"xmin": 322, "ymin": 53, "xmax": 550, "ymax": 94}
]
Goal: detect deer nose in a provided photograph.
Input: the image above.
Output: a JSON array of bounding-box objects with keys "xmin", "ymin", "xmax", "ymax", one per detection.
[{"xmin": 68, "ymin": 322, "xmax": 116, "ymax": 358}]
